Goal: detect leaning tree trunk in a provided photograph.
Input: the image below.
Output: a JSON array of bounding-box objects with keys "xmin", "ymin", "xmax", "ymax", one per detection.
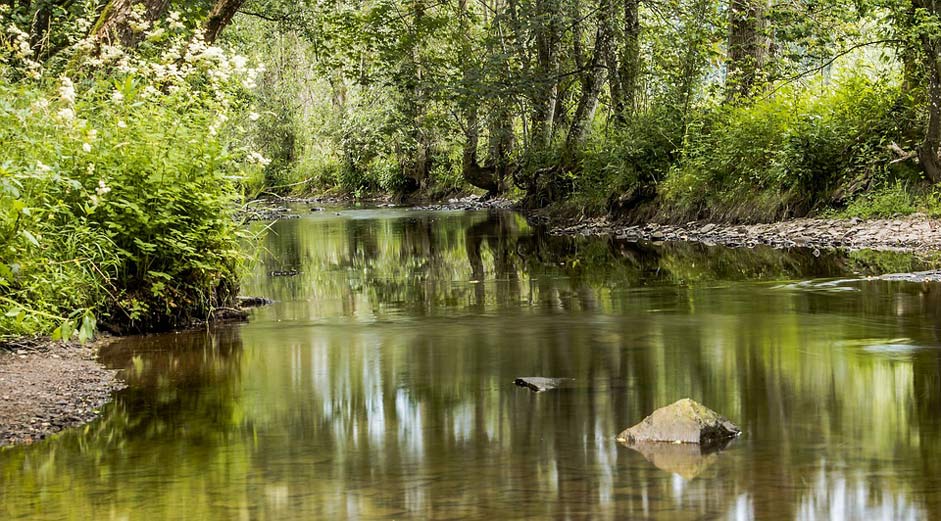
[
  {"xmin": 564, "ymin": 21, "xmax": 607, "ymax": 162},
  {"xmin": 92, "ymin": 0, "xmax": 170, "ymax": 47},
  {"xmin": 204, "ymin": 0, "xmax": 245, "ymax": 44}
]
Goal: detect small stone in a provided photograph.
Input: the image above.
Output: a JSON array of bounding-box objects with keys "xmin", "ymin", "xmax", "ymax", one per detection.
[{"xmin": 514, "ymin": 377, "xmax": 574, "ymax": 392}]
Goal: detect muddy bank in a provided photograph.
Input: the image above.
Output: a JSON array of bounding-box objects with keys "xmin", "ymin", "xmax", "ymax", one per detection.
[
  {"xmin": 0, "ymin": 339, "xmax": 124, "ymax": 447},
  {"xmin": 552, "ymin": 215, "xmax": 941, "ymax": 253}
]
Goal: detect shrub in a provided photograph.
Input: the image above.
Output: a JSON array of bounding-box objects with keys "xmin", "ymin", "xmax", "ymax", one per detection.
[
  {"xmin": 0, "ymin": 28, "xmax": 266, "ymax": 339},
  {"xmin": 839, "ymin": 181, "xmax": 916, "ymax": 219},
  {"xmin": 660, "ymin": 73, "xmax": 909, "ymax": 222}
]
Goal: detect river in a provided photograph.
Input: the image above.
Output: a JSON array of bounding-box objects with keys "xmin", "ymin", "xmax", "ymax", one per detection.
[{"xmin": 3, "ymin": 207, "xmax": 941, "ymax": 520}]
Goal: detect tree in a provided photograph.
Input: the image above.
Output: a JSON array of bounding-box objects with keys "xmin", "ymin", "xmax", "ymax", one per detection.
[
  {"xmin": 727, "ymin": 0, "xmax": 768, "ymax": 99},
  {"xmin": 92, "ymin": 0, "xmax": 170, "ymax": 47},
  {"xmin": 205, "ymin": 0, "xmax": 247, "ymax": 44}
]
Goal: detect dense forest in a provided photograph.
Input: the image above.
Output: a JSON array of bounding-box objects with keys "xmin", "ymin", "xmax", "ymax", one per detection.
[{"xmin": 2, "ymin": 0, "xmax": 941, "ymax": 338}]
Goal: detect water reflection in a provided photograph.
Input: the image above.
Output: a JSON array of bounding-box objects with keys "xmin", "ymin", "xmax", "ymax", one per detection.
[{"xmin": 3, "ymin": 208, "xmax": 941, "ymax": 519}]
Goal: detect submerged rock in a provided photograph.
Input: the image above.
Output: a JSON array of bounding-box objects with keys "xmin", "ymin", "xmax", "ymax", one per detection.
[
  {"xmin": 616, "ymin": 398, "xmax": 740, "ymax": 446},
  {"xmin": 624, "ymin": 439, "xmax": 734, "ymax": 479},
  {"xmin": 237, "ymin": 296, "xmax": 275, "ymax": 308},
  {"xmin": 513, "ymin": 377, "xmax": 574, "ymax": 392}
]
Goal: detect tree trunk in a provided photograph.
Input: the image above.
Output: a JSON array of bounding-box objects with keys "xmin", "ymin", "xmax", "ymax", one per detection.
[
  {"xmin": 531, "ymin": 0, "xmax": 560, "ymax": 148},
  {"xmin": 604, "ymin": 0, "xmax": 640, "ymax": 125},
  {"xmin": 92, "ymin": 0, "xmax": 170, "ymax": 47},
  {"xmin": 565, "ymin": 23, "xmax": 607, "ymax": 160},
  {"xmin": 488, "ymin": 106, "xmax": 514, "ymax": 191},
  {"xmin": 915, "ymin": 2, "xmax": 941, "ymax": 183},
  {"xmin": 204, "ymin": 0, "xmax": 245, "ymax": 44},
  {"xmin": 727, "ymin": 0, "xmax": 767, "ymax": 100}
]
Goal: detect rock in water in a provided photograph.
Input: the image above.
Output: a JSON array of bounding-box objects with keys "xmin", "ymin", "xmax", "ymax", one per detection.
[
  {"xmin": 616, "ymin": 398, "xmax": 740, "ymax": 446},
  {"xmin": 237, "ymin": 296, "xmax": 274, "ymax": 308},
  {"xmin": 514, "ymin": 377, "xmax": 574, "ymax": 392}
]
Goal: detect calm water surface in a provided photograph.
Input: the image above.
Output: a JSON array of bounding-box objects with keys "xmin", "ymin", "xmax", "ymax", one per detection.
[{"xmin": 4, "ymin": 207, "xmax": 941, "ymax": 520}]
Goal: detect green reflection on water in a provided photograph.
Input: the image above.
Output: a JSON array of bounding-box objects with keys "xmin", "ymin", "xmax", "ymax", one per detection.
[{"xmin": 3, "ymin": 208, "xmax": 941, "ymax": 520}]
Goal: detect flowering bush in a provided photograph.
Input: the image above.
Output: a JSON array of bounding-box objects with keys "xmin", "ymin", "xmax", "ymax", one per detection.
[{"xmin": 0, "ymin": 13, "xmax": 269, "ymax": 338}]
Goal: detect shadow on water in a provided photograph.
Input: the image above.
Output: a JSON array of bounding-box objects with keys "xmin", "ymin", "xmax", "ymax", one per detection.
[{"xmin": 4, "ymin": 207, "xmax": 941, "ymax": 519}]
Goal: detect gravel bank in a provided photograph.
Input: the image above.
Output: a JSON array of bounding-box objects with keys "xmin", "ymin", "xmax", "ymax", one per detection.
[
  {"xmin": 552, "ymin": 215, "xmax": 941, "ymax": 253},
  {"xmin": 0, "ymin": 339, "xmax": 124, "ymax": 447}
]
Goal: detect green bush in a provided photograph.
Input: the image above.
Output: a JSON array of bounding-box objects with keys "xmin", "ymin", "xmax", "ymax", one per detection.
[
  {"xmin": 661, "ymin": 74, "xmax": 910, "ymax": 222},
  {"xmin": 838, "ymin": 181, "xmax": 916, "ymax": 219},
  {"xmin": 0, "ymin": 35, "xmax": 264, "ymax": 339},
  {"xmin": 573, "ymin": 107, "xmax": 682, "ymax": 213}
]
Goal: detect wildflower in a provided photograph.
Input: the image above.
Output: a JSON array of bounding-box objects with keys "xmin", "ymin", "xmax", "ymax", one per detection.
[
  {"xmin": 249, "ymin": 112, "xmax": 261, "ymax": 122},
  {"xmin": 168, "ymin": 11, "xmax": 185, "ymax": 31},
  {"xmin": 112, "ymin": 90, "xmax": 125, "ymax": 104},
  {"xmin": 232, "ymin": 55, "xmax": 248, "ymax": 72},
  {"xmin": 247, "ymin": 152, "xmax": 271, "ymax": 166},
  {"xmin": 96, "ymin": 179, "xmax": 111, "ymax": 196},
  {"xmin": 117, "ymin": 120, "xmax": 127, "ymax": 129},
  {"xmin": 142, "ymin": 85, "xmax": 160, "ymax": 99},
  {"xmin": 82, "ymin": 143, "xmax": 92, "ymax": 153},
  {"xmin": 57, "ymin": 107, "xmax": 75, "ymax": 121},
  {"xmin": 59, "ymin": 77, "xmax": 76, "ymax": 105},
  {"xmin": 146, "ymin": 26, "xmax": 166, "ymax": 41},
  {"xmin": 36, "ymin": 162, "xmax": 52, "ymax": 174}
]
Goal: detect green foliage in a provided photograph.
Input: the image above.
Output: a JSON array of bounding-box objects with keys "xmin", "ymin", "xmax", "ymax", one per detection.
[
  {"xmin": 0, "ymin": 21, "xmax": 265, "ymax": 339},
  {"xmin": 839, "ymin": 181, "xmax": 917, "ymax": 219},
  {"xmin": 661, "ymin": 73, "xmax": 911, "ymax": 222},
  {"xmin": 572, "ymin": 107, "xmax": 683, "ymax": 212}
]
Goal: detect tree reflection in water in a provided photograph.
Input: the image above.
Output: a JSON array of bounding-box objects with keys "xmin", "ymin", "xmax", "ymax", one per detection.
[{"xmin": 4, "ymin": 207, "xmax": 941, "ymax": 520}]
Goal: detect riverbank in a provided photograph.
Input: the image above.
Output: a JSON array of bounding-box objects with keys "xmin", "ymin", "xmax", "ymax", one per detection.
[
  {"xmin": 0, "ymin": 338, "xmax": 125, "ymax": 447},
  {"xmin": 549, "ymin": 214, "xmax": 941, "ymax": 254}
]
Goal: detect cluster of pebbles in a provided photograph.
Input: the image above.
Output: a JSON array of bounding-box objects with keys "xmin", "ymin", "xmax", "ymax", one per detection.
[
  {"xmin": 554, "ymin": 215, "xmax": 941, "ymax": 253},
  {"xmin": 411, "ymin": 195, "xmax": 514, "ymax": 212}
]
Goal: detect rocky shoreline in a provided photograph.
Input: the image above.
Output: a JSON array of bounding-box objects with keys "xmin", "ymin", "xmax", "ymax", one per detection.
[
  {"xmin": 551, "ymin": 215, "xmax": 941, "ymax": 253},
  {"xmin": 0, "ymin": 338, "xmax": 125, "ymax": 447}
]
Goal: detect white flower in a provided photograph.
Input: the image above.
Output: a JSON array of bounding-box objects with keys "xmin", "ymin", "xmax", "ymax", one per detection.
[
  {"xmin": 247, "ymin": 152, "xmax": 271, "ymax": 166},
  {"xmin": 249, "ymin": 112, "xmax": 261, "ymax": 121},
  {"xmin": 96, "ymin": 179, "xmax": 111, "ymax": 196},
  {"xmin": 117, "ymin": 120, "xmax": 127, "ymax": 129},
  {"xmin": 57, "ymin": 107, "xmax": 75, "ymax": 121},
  {"xmin": 112, "ymin": 90, "xmax": 124, "ymax": 104},
  {"xmin": 231, "ymin": 55, "xmax": 248, "ymax": 72},
  {"xmin": 59, "ymin": 77, "xmax": 76, "ymax": 105},
  {"xmin": 82, "ymin": 143, "xmax": 92, "ymax": 153},
  {"xmin": 142, "ymin": 85, "xmax": 160, "ymax": 99},
  {"xmin": 145, "ymin": 26, "xmax": 165, "ymax": 40},
  {"xmin": 36, "ymin": 161, "xmax": 52, "ymax": 174}
]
